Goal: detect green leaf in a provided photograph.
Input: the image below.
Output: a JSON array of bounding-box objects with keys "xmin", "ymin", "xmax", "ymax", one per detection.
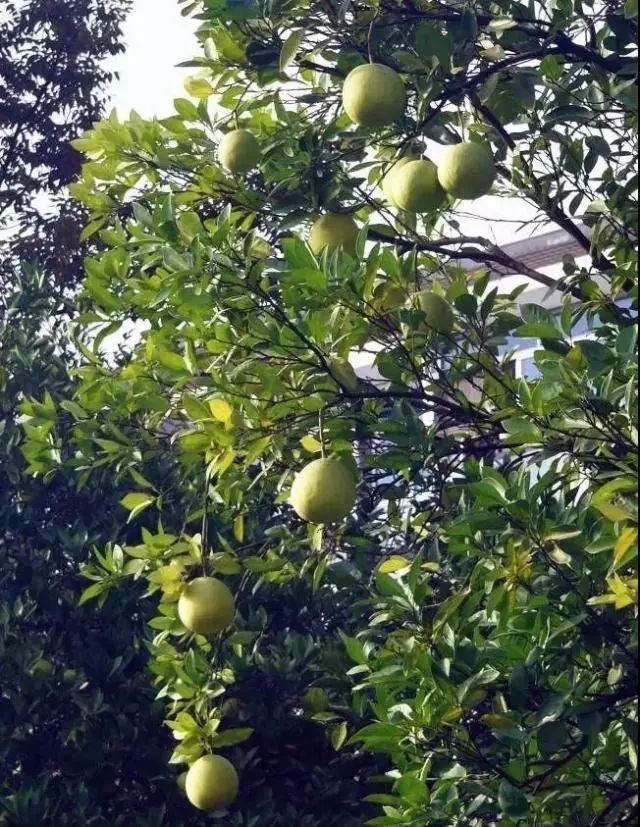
[
  {"xmin": 498, "ymin": 781, "xmax": 529, "ymax": 819},
  {"xmin": 340, "ymin": 632, "xmax": 368, "ymax": 665},
  {"xmin": 280, "ymin": 29, "xmax": 304, "ymax": 71},
  {"xmin": 457, "ymin": 666, "xmax": 500, "ymax": 704},
  {"xmin": 515, "ymin": 322, "xmax": 562, "ymax": 340},
  {"xmin": 330, "ymin": 721, "xmax": 348, "ymax": 751},
  {"xmin": 488, "ymin": 17, "xmax": 517, "ymax": 31},
  {"xmin": 281, "ymin": 236, "xmax": 317, "ymax": 269},
  {"xmin": 509, "ymin": 664, "xmax": 529, "ymax": 709},
  {"xmin": 544, "ymin": 105, "xmax": 593, "ymax": 126},
  {"xmin": 212, "ymin": 727, "xmax": 254, "ymax": 747},
  {"xmin": 120, "ymin": 492, "xmax": 156, "ymax": 521},
  {"xmin": 156, "ymin": 350, "xmax": 189, "ymax": 373},
  {"xmin": 162, "ymin": 247, "xmax": 191, "ymax": 272},
  {"xmin": 244, "ymin": 435, "xmax": 271, "ymax": 466},
  {"xmin": 209, "ymin": 397, "xmax": 233, "ymax": 422},
  {"xmin": 233, "ymin": 513, "xmax": 244, "ymax": 542},
  {"xmin": 520, "ymin": 303, "xmax": 559, "ymax": 328},
  {"xmin": 395, "ymin": 774, "xmax": 428, "ymax": 803},
  {"xmin": 210, "ymin": 552, "xmax": 242, "ymax": 574},
  {"xmin": 183, "ymin": 394, "xmax": 212, "ymax": 422},
  {"xmin": 301, "ymin": 434, "xmax": 323, "ymax": 453},
  {"xmin": 184, "ymin": 77, "xmax": 214, "ymax": 99},
  {"xmin": 469, "ymin": 479, "xmax": 508, "ymax": 505},
  {"xmin": 591, "ymin": 478, "xmax": 637, "ymax": 522},
  {"xmin": 378, "ymin": 556, "xmax": 411, "ymax": 574},
  {"xmin": 538, "ymin": 721, "xmax": 568, "ymax": 755},
  {"xmin": 79, "ymin": 581, "xmax": 108, "ymax": 606},
  {"xmin": 349, "ymin": 722, "xmax": 404, "ymax": 746},
  {"xmin": 502, "ymin": 418, "xmax": 542, "ymax": 445},
  {"xmin": 414, "ymin": 22, "xmax": 452, "ymax": 66}
]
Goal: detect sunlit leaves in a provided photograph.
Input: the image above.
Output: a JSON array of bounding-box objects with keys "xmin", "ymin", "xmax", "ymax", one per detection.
[
  {"xmin": 17, "ymin": 0, "xmax": 639, "ymax": 823},
  {"xmin": 120, "ymin": 491, "xmax": 156, "ymax": 520}
]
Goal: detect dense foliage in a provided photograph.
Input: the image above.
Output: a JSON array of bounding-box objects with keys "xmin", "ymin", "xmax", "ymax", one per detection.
[
  {"xmin": 19, "ymin": 0, "xmax": 638, "ymax": 825},
  {"xmin": 0, "ymin": 1, "xmax": 211, "ymax": 824},
  {"xmin": 0, "ymin": 0, "xmax": 131, "ymax": 291}
]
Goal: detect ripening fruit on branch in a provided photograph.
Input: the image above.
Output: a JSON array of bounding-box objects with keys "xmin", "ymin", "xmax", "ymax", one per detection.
[
  {"xmin": 218, "ymin": 129, "xmax": 261, "ymax": 173},
  {"xmin": 178, "ymin": 576, "xmax": 235, "ymax": 636},
  {"xmin": 368, "ymin": 279, "xmax": 406, "ymax": 316},
  {"xmin": 290, "ymin": 457, "xmax": 357, "ymax": 524},
  {"xmin": 381, "ymin": 156, "xmax": 415, "ymax": 207},
  {"xmin": 437, "ymin": 141, "xmax": 496, "ymax": 200},
  {"xmin": 308, "ymin": 213, "xmax": 359, "ymax": 255},
  {"xmin": 389, "ymin": 158, "xmax": 446, "ymax": 213},
  {"xmin": 342, "ymin": 63, "xmax": 406, "ymax": 127},
  {"xmin": 408, "ymin": 289, "xmax": 454, "ymax": 334},
  {"xmin": 185, "ymin": 754, "xmax": 239, "ymax": 811}
]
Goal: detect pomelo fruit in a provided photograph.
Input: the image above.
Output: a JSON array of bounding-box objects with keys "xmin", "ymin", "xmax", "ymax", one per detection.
[
  {"xmin": 178, "ymin": 577, "xmax": 235, "ymax": 636},
  {"xmin": 185, "ymin": 754, "xmax": 239, "ymax": 811},
  {"xmin": 290, "ymin": 458, "xmax": 357, "ymax": 524},
  {"xmin": 381, "ymin": 157, "xmax": 415, "ymax": 206},
  {"xmin": 327, "ymin": 355, "xmax": 358, "ymax": 392},
  {"xmin": 369, "ymin": 281, "xmax": 406, "ymax": 316},
  {"xmin": 342, "ymin": 63, "xmax": 406, "ymax": 127},
  {"xmin": 390, "ymin": 158, "xmax": 446, "ymax": 213},
  {"xmin": 308, "ymin": 213, "xmax": 359, "ymax": 255},
  {"xmin": 218, "ymin": 129, "xmax": 261, "ymax": 174},
  {"xmin": 408, "ymin": 290, "xmax": 454, "ymax": 334},
  {"xmin": 437, "ymin": 142, "xmax": 496, "ymax": 200}
]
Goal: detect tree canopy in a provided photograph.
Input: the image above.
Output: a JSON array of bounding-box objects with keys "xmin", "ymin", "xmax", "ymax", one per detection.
[
  {"xmin": 0, "ymin": 2, "xmax": 211, "ymax": 824},
  {"xmin": 17, "ymin": 0, "xmax": 639, "ymax": 825},
  {"xmin": 0, "ymin": 0, "xmax": 131, "ymax": 292}
]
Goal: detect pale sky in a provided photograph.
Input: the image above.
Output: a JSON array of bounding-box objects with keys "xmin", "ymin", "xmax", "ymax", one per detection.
[
  {"xmin": 107, "ymin": 1, "xmax": 540, "ymax": 245},
  {"xmin": 106, "ymin": 0, "xmax": 197, "ymax": 118},
  {"xmin": 101, "ymin": 0, "xmax": 560, "ymax": 368}
]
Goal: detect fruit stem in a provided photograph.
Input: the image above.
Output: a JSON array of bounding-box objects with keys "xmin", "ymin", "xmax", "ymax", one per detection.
[
  {"xmin": 367, "ymin": 17, "xmax": 377, "ymax": 64},
  {"xmin": 318, "ymin": 409, "xmax": 327, "ymax": 458},
  {"xmin": 201, "ymin": 467, "xmax": 211, "ymax": 577}
]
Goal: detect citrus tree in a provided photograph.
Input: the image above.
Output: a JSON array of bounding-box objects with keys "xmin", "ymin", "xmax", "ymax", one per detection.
[{"xmin": 21, "ymin": 0, "xmax": 638, "ymax": 824}]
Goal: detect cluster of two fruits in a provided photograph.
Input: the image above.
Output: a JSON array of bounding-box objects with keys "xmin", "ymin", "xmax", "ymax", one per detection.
[{"xmin": 174, "ymin": 577, "xmax": 240, "ymax": 811}]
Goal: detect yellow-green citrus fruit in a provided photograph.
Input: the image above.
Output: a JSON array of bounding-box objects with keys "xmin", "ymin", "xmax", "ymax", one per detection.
[
  {"xmin": 390, "ymin": 159, "xmax": 446, "ymax": 213},
  {"xmin": 327, "ymin": 356, "xmax": 358, "ymax": 392},
  {"xmin": 381, "ymin": 157, "xmax": 415, "ymax": 206},
  {"xmin": 437, "ymin": 142, "xmax": 496, "ymax": 200},
  {"xmin": 177, "ymin": 771, "xmax": 188, "ymax": 793},
  {"xmin": 290, "ymin": 458, "xmax": 357, "ymax": 524},
  {"xmin": 308, "ymin": 213, "xmax": 359, "ymax": 255},
  {"xmin": 178, "ymin": 577, "xmax": 235, "ymax": 636},
  {"xmin": 303, "ymin": 687, "xmax": 330, "ymax": 714},
  {"xmin": 342, "ymin": 63, "xmax": 406, "ymax": 127},
  {"xmin": 185, "ymin": 754, "xmax": 239, "ymax": 811},
  {"xmin": 218, "ymin": 129, "xmax": 261, "ymax": 173},
  {"xmin": 369, "ymin": 282, "xmax": 406, "ymax": 315},
  {"xmin": 409, "ymin": 290, "xmax": 454, "ymax": 334}
]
